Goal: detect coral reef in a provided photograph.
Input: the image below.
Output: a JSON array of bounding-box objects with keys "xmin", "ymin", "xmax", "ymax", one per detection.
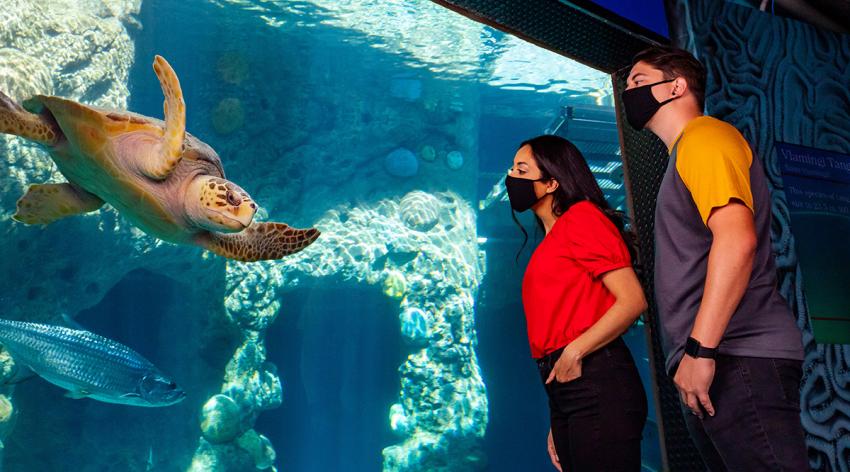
[
  {"xmin": 191, "ymin": 189, "xmax": 488, "ymax": 471},
  {"xmin": 0, "ymin": 0, "xmax": 146, "ymax": 464},
  {"xmin": 216, "ymin": 51, "xmax": 250, "ymax": 86},
  {"xmin": 446, "ymin": 150, "xmax": 464, "ymax": 170},
  {"xmin": 211, "ymin": 97, "xmax": 245, "ymax": 135},
  {"xmin": 0, "ymin": 0, "xmax": 140, "ymax": 213},
  {"xmin": 2, "ymin": 1, "xmax": 488, "ymax": 470},
  {"xmin": 419, "ymin": 145, "xmax": 437, "ymax": 162},
  {"xmin": 200, "ymin": 394, "xmax": 243, "ymax": 444},
  {"xmin": 399, "ymin": 191, "xmax": 441, "ymax": 232},
  {"xmin": 384, "ymin": 147, "xmax": 419, "ymax": 178}
]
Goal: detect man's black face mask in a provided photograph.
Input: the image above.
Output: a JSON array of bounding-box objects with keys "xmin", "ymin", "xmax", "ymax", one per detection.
[{"xmin": 621, "ymin": 78, "xmax": 677, "ymax": 130}]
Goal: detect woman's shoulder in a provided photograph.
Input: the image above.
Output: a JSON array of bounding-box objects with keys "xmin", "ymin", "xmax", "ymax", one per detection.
[
  {"xmin": 558, "ymin": 201, "xmax": 621, "ymax": 239},
  {"xmin": 561, "ymin": 200, "xmax": 606, "ymax": 224}
]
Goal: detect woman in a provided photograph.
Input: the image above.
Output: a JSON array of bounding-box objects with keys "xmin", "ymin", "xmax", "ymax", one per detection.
[{"xmin": 506, "ymin": 135, "xmax": 648, "ymax": 471}]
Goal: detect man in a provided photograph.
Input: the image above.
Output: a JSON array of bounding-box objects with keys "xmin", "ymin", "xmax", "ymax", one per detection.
[{"xmin": 622, "ymin": 45, "xmax": 808, "ymax": 471}]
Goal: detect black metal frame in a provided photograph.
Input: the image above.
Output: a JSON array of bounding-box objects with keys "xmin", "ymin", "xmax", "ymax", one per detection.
[{"xmin": 429, "ymin": 1, "xmax": 705, "ymax": 470}]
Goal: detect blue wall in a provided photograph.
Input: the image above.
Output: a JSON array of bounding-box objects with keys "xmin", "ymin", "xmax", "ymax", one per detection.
[
  {"xmin": 588, "ymin": 0, "xmax": 669, "ymax": 38},
  {"xmin": 670, "ymin": 1, "xmax": 850, "ymax": 470}
]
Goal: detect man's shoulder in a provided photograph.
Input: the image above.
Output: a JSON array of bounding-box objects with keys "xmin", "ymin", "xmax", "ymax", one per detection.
[
  {"xmin": 677, "ymin": 116, "xmax": 752, "ymax": 171},
  {"xmin": 680, "ymin": 116, "xmax": 746, "ymax": 149}
]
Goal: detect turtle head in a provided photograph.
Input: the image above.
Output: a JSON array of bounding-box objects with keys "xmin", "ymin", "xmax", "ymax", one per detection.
[{"xmin": 186, "ymin": 175, "xmax": 257, "ymax": 232}]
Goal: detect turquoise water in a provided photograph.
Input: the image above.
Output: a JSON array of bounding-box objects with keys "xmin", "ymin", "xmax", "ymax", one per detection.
[{"xmin": 0, "ymin": 0, "xmax": 660, "ymax": 470}]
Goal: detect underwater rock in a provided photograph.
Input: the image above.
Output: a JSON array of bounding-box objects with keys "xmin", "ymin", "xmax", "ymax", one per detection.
[
  {"xmin": 212, "ymin": 97, "xmax": 245, "ymax": 135},
  {"xmin": 389, "ymin": 77, "xmax": 422, "ymax": 102},
  {"xmin": 400, "ymin": 307, "xmax": 432, "ymax": 344},
  {"xmin": 218, "ymin": 190, "xmax": 488, "ymax": 471},
  {"xmin": 446, "ymin": 150, "xmax": 464, "ymax": 170},
  {"xmin": 236, "ymin": 429, "xmax": 276, "ymax": 470},
  {"xmin": 418, "ymin": 144, "xmax": 436, "ymax": 162},
  {"xmin": 0, "ymin": 0, "xmax": 170, "ymax": 464},
  {"xmin": 399, "ymin": 191, "xmax": 440, "ymax": 232},
  {"xmin": 192, "ymin": 335, "xmax": 282, "ymax": 468},
  {"xmin": 189, "ymin": 434, "xmax": 278, "ymax": 472},
  {"xmin": 222, "ymin": 338, "xmax": 283, "ymax": 413},
  {"xmin": 384, "ymin": 147, "xmax": 419, "ymax": 178},
  {"xmin": 0, "ymin": 350, "xmax": 15, "ymax": 383},
  {"xmin": 217, "ymin": 51, "xmax": 250, "ymax": 86},
  {"xmin": 0, "ymin": 0, "xmax": 141, "ymax": 207},
  {"xmin": 383, "ymin": 270, "xmax": 407, "ymax": 299},
  {"xmin": 0, "ymin": 392, "xmax": 14, "ymax": 442},
  {"xmin": 389, "ymin": 403, "xmax": 413, "ymax": 435},
  {"xmin": 0, "ymin": 48, "xmax": 54, "ymax": 102},
  {"xmin": 0, "ymin": 394, "xmax": 13, "ymax": 424},
  {"xmin": 200, "ymin": 394, "xmax": 243, "ymax": 444}
]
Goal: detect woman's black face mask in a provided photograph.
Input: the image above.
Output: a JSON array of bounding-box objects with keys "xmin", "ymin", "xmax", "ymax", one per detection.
[
  {"xmin": 621, "ymin": 78, "xmax": 677, "ymax": 130},
  {"xmin": 505, "ymin": 174, "xmax": 548, "ymax": 212}
]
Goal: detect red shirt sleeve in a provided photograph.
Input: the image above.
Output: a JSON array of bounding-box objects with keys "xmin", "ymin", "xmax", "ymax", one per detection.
[{"xmin": 561, "ymin": 202, "xmax": 631, "ymax": 279}]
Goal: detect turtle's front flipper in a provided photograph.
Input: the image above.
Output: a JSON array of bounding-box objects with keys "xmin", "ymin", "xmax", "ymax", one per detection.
[
  {"xmin": 0, "ymin": 91, "xmax": 59, "ymax": 145},
  {"xmin": 13, "ymin": 183, "xmax": 104, "ymax": 225},
  {"xmin": 141, "ymin": 56, "xmax": 186, "ymax": 180},
  {"xmin": 197, "ymin": 222, "xmax": 320, "ymax": 262}
]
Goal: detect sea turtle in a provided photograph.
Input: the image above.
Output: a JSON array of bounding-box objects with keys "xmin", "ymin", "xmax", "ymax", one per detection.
[{"xmin": 0, "ymin": 55, "xmax": 319, "ymax": 262}]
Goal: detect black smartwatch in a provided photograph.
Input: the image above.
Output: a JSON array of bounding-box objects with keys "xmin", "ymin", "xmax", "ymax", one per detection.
[{"xmin": 685, "ymin": 337, "xmax": 718, "ymax": 359}]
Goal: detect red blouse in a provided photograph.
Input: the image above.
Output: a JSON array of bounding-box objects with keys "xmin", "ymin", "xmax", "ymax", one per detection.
[{"xmin": 521, "ymin": 201, "xmax": 632, "ymax": 358}]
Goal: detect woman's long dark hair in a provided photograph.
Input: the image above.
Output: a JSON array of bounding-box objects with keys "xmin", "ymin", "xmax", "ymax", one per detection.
[{"xmin": 511, "ymin": 135, "xmax": 640, "ymax": 269}]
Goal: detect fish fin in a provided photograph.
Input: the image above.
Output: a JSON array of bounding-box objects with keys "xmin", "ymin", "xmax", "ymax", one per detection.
[
  {"xmin": 60, "ymin": 313, "xmax": 87, "ymax": 331},
  {"xmin": 65, "ymin": 388, "xmax": 90, "ymax": 399},
  {"xmin": 3, "ymin": 365, "xmax": 37, "ymax": 385},
  {"xmin": 120, "ymin": 393, "xmax": 142, "ymax": 399}
]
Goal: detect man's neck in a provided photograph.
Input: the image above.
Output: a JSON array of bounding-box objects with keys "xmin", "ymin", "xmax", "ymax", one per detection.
[{"xmin": 650, "ymin": 109, "xmax": 704, "ymax": 152}]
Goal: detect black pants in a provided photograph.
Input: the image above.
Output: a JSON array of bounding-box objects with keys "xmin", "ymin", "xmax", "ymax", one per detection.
[
  {"xmin": 537, "ymin": 337, "xmax": 647, "ymax": 471},
  {"xmin": 675, "ymin": 355, "xmax": 810, "ymax": 471}
]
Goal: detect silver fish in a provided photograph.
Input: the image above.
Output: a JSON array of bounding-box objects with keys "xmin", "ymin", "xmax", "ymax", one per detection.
[{"xmin": 0, "ymin": 318, "xmax": 185, "ymax": 407}]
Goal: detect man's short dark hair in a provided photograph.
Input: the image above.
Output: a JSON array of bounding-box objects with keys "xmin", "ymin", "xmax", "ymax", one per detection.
[{"xmin": 631, "ymin": 46, "xmax": 707, "ymax": 110}]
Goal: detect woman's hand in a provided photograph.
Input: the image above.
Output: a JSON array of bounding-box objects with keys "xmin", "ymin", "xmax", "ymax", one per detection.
[
  {"xmin": 546, "ymin": 346, "xmax": 582, "ymax": 384},
  {"xmin": 547, "ymin": 427, "xmax": 563, "ymax": 471}
]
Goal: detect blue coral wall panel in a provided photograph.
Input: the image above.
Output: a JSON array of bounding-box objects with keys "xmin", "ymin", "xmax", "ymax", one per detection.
[{"xmin": 669, "ymin": 1, "xmax": 850, "ymax": 470}]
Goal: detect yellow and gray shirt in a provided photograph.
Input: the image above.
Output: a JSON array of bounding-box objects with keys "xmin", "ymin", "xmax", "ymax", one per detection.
[{"xmin": 654, "ymin": 116, "xmax": 804, "ymax": 374}]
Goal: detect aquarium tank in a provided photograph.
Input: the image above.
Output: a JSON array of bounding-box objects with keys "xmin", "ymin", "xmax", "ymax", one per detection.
[{"xmin": 0, "ymin": 0, "xmax": 662, "ymax": 470}]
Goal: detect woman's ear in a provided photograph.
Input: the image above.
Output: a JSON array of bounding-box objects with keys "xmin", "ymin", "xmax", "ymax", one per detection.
[{"xmin": 546, "ymin": 179, "xmax": 559, "ymax": 194}]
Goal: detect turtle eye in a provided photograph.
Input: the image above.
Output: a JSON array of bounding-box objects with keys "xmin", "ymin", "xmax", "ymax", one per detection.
[{"xmin": 226, "ymin": 191, "xmax": 241, "ymax": 206}]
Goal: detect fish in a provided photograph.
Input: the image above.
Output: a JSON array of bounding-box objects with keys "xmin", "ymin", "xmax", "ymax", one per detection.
[{"xmin": 0, "ymin": 318, "xmax": 185, "ymax": 407}]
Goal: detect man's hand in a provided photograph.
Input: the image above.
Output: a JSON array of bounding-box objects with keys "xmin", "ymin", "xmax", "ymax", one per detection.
[
  {"xmin": 547, "ymin": 427, "xmax": 562, "ymax": 471},
  {"xmin": 546, "ymin": 347, "xmax": 582, "ymax": 384},
  {"xmin": 674, "ymin": 354, "xmax": 716, "ymax": 418}
]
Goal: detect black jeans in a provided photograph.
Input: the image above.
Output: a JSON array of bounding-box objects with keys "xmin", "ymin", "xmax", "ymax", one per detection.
[
  {"xmin": 675, "ymin": 355, "xmax": 809, "ymax": 471},
  {"xmin": 537, "ymin": 337, "xmax": 647, "ymax": 471}
]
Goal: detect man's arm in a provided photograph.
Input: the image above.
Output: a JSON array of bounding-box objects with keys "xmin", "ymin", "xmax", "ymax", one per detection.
[
  {"xmin": 691, "ymin": 201, "xmax": 757, "ymax": 346},
  {"xmin": 675, "ymin": 201, "xmax": 756, "ymax": 417}
]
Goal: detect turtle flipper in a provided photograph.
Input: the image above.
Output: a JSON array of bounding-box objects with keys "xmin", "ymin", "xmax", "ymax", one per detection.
[
  {"xmin": 141, "ymin": 56, "xmax": 186, "ymax": 180},
  {"xmin": 0, "ymin": 91, "xmax": 59, "ymax": 145},
  {"xmin": 197, "ymin": 223, "xmax": 320, "ymax": 262},
  {"xmin": 13, "ymin": 183, "xmax": 104, "ymax": 225}
]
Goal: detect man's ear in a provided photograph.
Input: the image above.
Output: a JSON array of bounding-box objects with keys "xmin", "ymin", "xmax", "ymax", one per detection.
[{"xmin": 672, "ymin": 76, "xmax": 689, "ymax": 97}]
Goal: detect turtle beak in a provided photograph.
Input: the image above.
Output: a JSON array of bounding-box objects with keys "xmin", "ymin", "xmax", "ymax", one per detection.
[{"xmin": 228, "ymin": 197, "xmax": 256, "ymax": 228}]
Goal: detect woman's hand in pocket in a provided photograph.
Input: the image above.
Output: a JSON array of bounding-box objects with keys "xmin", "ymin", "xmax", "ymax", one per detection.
[{"xmin": 546, "ymin": 346, "xmax": 583, "ymax": 384}]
